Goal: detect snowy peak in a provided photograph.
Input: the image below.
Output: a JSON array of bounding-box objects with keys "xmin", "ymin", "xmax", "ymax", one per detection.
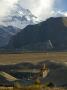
[
  {"xmin": 2, "ymin": 4, "xmax": 39, "ymax": 29},
  {"xmin": 0, "ymin": 5, "xmax": 39, "ymax": 47}
]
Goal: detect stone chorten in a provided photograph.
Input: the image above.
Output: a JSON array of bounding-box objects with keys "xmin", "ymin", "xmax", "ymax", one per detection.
[{"xmin": 39, "ymin": 64, "xmax": 49, "ymax": 78}]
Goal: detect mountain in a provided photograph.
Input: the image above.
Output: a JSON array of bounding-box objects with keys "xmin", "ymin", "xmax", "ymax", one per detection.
[
  {"xmin": 0, "ymin": 5, "xmax": 39, "ymax": 48},
  {"xmin": 2, "ymin": 4, "xmax": 39, "ymax": 29},
  {"xmin": 4, "ymin": 17, "xmax": 67, "ymax": 51},
  {"xmin": 0, "ymin": 26, "xmax": 21, "ymax": 47}
]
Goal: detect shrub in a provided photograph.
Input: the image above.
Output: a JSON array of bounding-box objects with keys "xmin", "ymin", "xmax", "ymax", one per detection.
[
  {"xmin": 45, "ymin": 82, "xmax": 55, "ymax": 88},
  {"xmin": 34, "ymin": 79, "xmax": 41, "ymax": 85}
]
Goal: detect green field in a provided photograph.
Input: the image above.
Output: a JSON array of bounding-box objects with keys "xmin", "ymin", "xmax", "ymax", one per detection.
[{"xmin": 0, "ymin": 52, "xmax": 67, "ymax": 64}]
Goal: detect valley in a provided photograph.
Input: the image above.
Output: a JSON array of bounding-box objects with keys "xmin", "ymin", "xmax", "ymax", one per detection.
[{"xmin": 0, "ymin": 0, "xmax": 67, "ymax": 89}]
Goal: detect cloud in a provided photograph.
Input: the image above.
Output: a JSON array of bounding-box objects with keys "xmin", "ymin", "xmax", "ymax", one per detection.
[
  {"xmin": 0, "ymin": 0, "xmax": 67, "ymax": 24},
  {"xmin": 51, "ymin": 10, "xmax": 67, "ymax": 18},
  {"xmin": 19, "ymin": 0, "xmax": 55, "ymax": 20},
  {"xmin": 0, "ymin": 0, "xmax": 55, "ymax": 21},
  {"xmin": 0, "ymin": 0, "xmax": 19, "ymax": 18}
]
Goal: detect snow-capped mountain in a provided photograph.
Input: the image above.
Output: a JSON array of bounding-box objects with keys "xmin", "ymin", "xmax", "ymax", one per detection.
[
  {"xmin": 0, "ymin": 4, "xmax": 40, "ymax": 48},
  {"xmin": 2, "ymin": 4, "xmax": 39, "ymax": 29}
]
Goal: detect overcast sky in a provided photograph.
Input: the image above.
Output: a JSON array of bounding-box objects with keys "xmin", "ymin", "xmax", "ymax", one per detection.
[{"xmin": 0, "ymin": 0, "xmax": 67, "ymax": 21}]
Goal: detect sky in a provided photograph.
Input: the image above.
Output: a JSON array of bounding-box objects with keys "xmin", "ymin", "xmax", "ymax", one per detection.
[{"xmin": 0, "ymin": 0, "xmax": 67, "ymax": 22}]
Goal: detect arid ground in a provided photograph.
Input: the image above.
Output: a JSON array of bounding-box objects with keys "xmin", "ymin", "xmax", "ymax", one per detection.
[{"xmin": 0, "ymin": 52, "xmax": 67, "ymax": 64}]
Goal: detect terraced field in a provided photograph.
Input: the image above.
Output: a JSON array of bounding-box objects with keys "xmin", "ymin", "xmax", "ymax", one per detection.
[
  {"xmin": 0, "ymin": 52, "xmax": 67, "ymax": 89},
  {"xmin": 0, "ymin": 87, "xmax": 66, "ymax": 90},
  {"xmin": 0, "ymin": 72, "xmax": 17, "ymax": 81}
]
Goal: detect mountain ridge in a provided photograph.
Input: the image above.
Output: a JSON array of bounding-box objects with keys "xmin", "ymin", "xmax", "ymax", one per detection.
[
  {"xmin": 3, "ymin": 17, "xmax": 67, "ymax": 51},
  {"xmin": 2, "ymin": 5, "xmax": 39, "ymax": 29}
]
